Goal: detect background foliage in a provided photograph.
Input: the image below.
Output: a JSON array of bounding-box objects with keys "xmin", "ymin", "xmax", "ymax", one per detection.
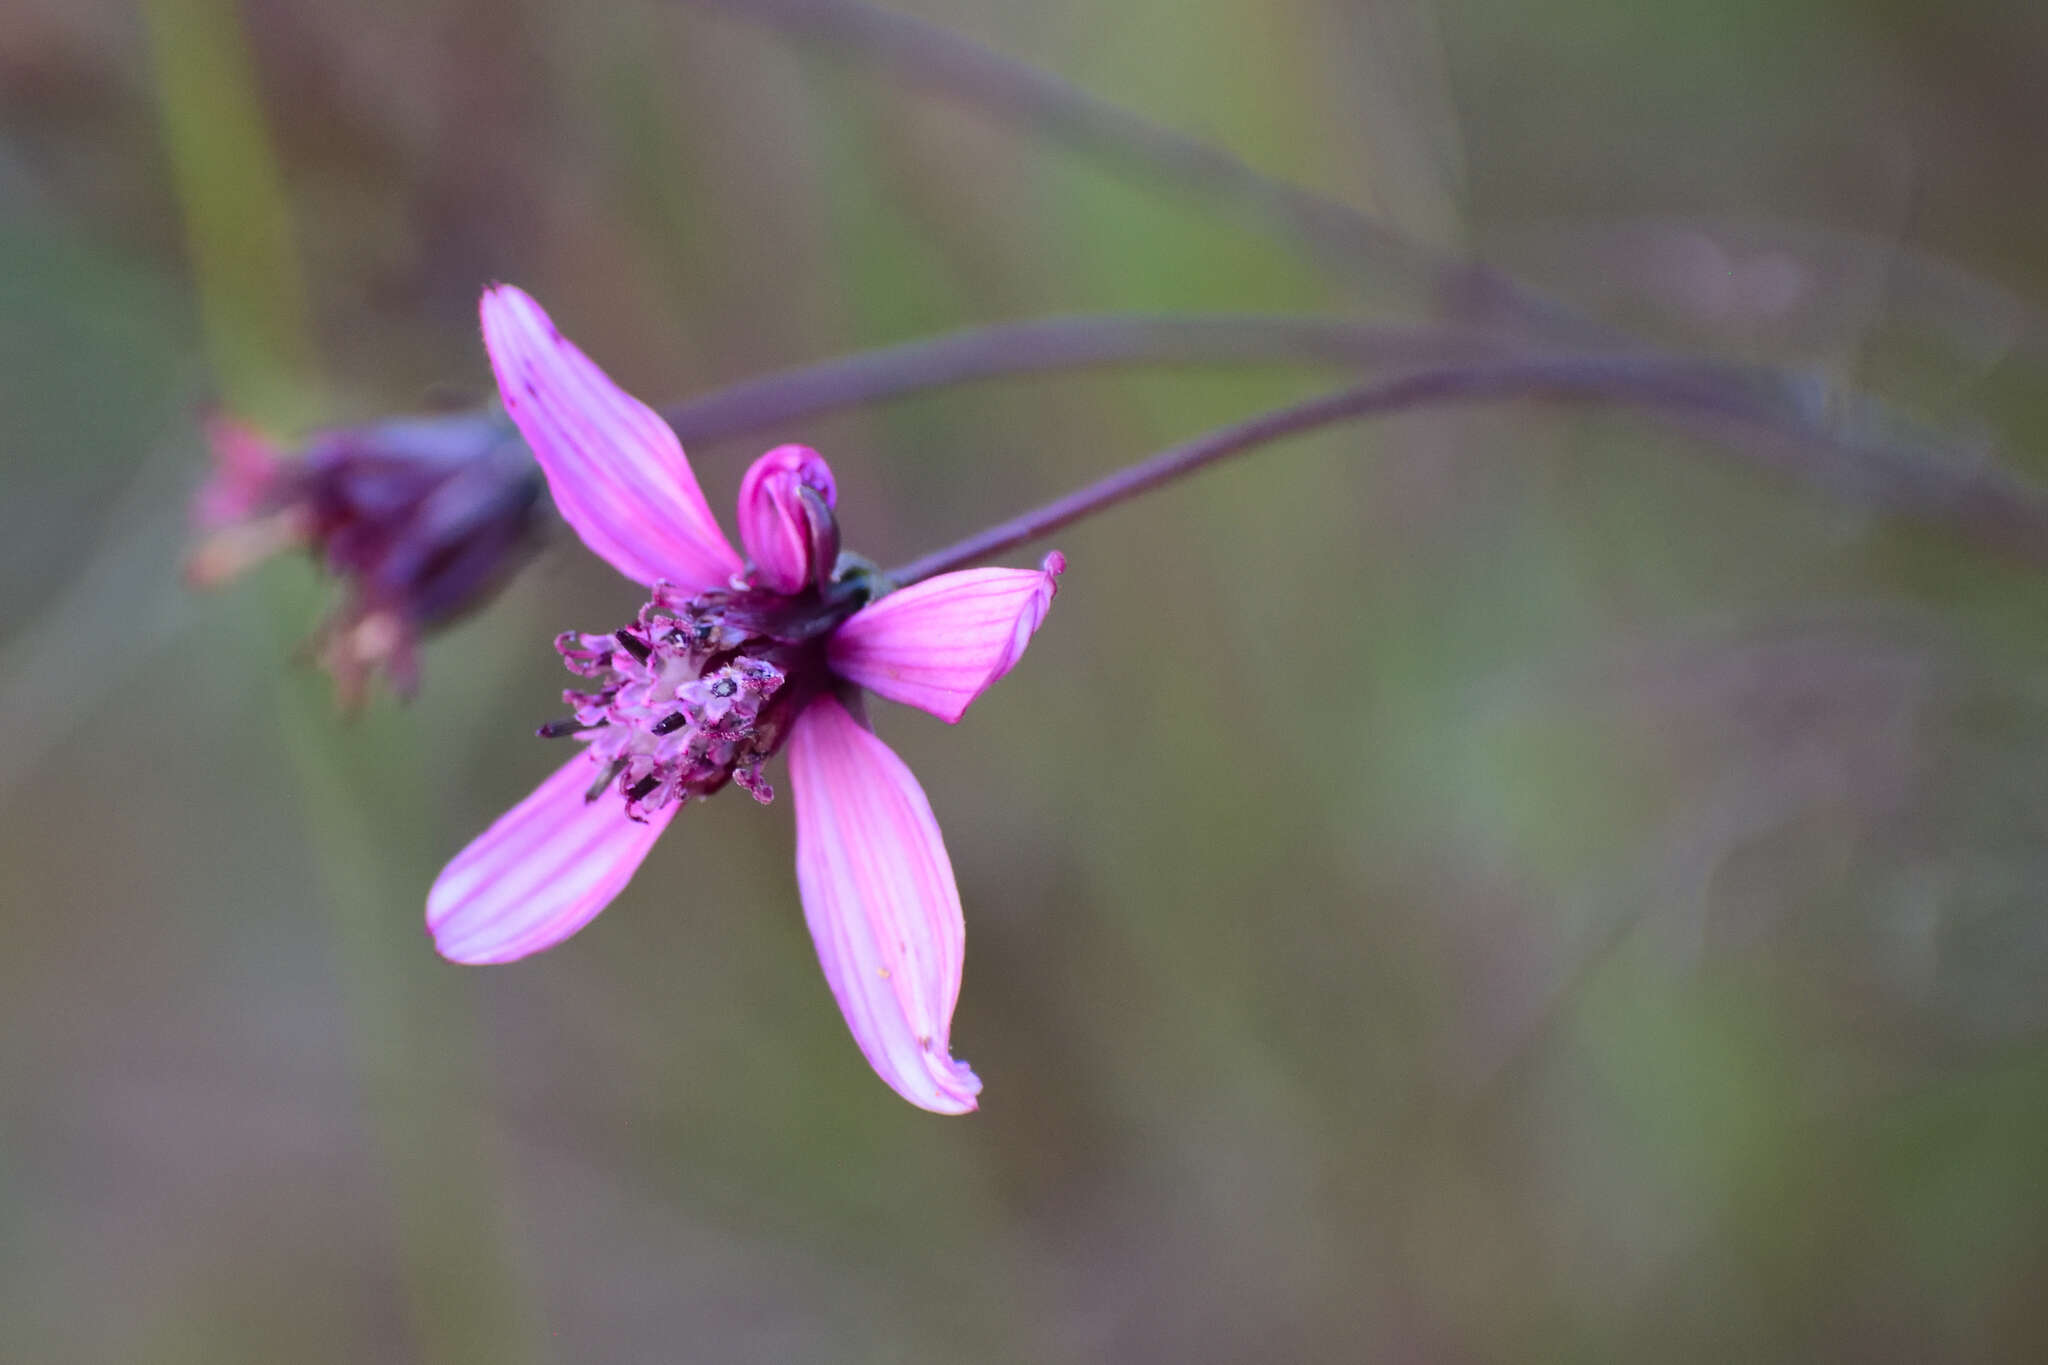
[{"xmin": 5, "ymin": 0, "xmax": 2048, "ymax": 1359}]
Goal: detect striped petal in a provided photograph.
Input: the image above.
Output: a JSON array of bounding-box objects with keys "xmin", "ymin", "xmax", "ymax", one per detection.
[
  {"xmin": 827, "ymin": 553, "xmax": 1065, "ymax": 724},
  {"xmin": 428, "ymin": 753, "xmax": 676, "ymax": 964},
  {"xmin": 787, "ymin": 697, "xmax": 981, "ymax": 1114},
  {"xmin": 480, "ymin": 285, "xmax": 742, "ymax": 589}
]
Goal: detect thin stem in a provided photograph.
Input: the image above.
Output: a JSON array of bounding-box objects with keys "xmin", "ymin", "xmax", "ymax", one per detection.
[
  {"xmin": 670, "ymin": 0, "xmax": 1606, "ymax": 344},
  {"xmin": 886, "ymin": 355, "xmax": 2048, "ymax": 585},
  {"xmin": 644, "ymin": 313, "xmax": 2048, "ymax": 583},
  {"xmin": 657, "ymin": 3, "xmax": 2048, "ymax": 578},
  {"xmin": 657, "ymin": 314, "xmax": 1511, "ymax": 444}
]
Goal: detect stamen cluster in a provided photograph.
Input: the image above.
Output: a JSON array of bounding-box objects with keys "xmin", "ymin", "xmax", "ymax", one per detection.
[{"xmin": 551, "ymin": 581, "xmax": 839, "ymax": 819}]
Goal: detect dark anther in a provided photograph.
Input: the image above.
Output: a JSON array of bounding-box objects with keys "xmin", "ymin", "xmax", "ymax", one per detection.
[
  {"xmin": 625, "ymin": 774, "xmax": 662, "ymax": 802},
  {"xmin": 536, "ymin": 717, "xmax": 587, "ymax": 739},
  {"xmin": 585, "ymin": 757, "xmax": 627, "ymax": 803},
  {"xmin": 614, "ymin": 629, "xmax": 653, "ymax": 663},
  {"xmin": 652, "ymin": 711, "xmax": 689, "ymax": 735},
  {"xmin": 711, "ymin": 677, "xmax": 738, "ymax": 698}
]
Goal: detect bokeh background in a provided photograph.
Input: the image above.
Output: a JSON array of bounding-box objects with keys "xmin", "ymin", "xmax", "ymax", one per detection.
[{"xmin": 7, "ymin": 1, "xmax": 2048, "ymax": 1360}]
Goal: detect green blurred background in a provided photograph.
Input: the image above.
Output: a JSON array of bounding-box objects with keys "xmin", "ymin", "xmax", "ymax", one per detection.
[{"xmin": 6, "ymin": 1, "xmax": 2048, "ymax": 1360}]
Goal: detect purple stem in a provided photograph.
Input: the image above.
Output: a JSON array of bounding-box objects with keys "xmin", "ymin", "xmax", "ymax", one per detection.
[
  {"xmin": 655, "ymin": 4, "xmax": 2048, "ymax": 577},
  {"xmin": 886, "ymin": 355, "xmax": 2048, "ymax": 585},
  {"xmin": 658, "ymin": 314, "xmax": 1511, "ymax": 445},
  {"xmin": 671, "ymin": 0, "xmax": 1606, "ymax": 344},
  {"xmin": 643, "ymin": 314, "xmax": 2048, "ymax": 583}
]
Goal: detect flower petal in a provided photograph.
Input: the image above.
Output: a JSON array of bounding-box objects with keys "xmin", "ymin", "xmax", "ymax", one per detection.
[
  {"xmin": 480, "ymin": 285, "xmax": 742, "ymax": 589},
  {"xmin": 786, "ymin": 697, "xmax": 981, "ymax": 1114},
  {"xmin": 428, "ymin": 753, "xmax": 676, "ymax": 964},
  {"xmin": 735, "ymin": 444, "xmax": 838, "ymax": 594},
  {"xmin": 827, "ymin": 552, "xmax": 1065, "ymax": 724}
]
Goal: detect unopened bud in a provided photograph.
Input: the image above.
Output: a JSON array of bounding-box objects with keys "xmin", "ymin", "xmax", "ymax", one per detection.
[{"xmin": 188, "ymin": 408, "xmax": 549, "ymax": 702}]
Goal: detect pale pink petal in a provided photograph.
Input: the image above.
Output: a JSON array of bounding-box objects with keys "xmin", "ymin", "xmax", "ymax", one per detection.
[
  {"xmin": 428, "ymin": 753, "xmax": 677, "ymax": 964},
  {"xmin": 735, "ymin": 444, "xmax": 837, "ymax": 594},
  {"xmin": 786, "ymin": 697, "xmax": 981, "ymax": 1114},
  {"xmin": 480, "ymin": 285, "xmax": 741, "ymax": 589},
  {"xmin": 827, "ymin": 552, "xmax": 1066, "ymax": 724}
]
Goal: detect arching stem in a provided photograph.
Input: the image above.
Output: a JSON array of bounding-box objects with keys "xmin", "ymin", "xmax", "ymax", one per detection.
[{"xmin": 886, "ymin": 355, "xmax": 2048, "ymax": 585}]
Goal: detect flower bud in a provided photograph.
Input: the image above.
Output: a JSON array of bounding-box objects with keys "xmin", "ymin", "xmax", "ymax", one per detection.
[
  {"xmin": 188, "ymin": 408, "xmax": 548, "ymax": 703},
  {"xmin": 735, "ymin": 444, "xmax": 839, "ymax": 595}
]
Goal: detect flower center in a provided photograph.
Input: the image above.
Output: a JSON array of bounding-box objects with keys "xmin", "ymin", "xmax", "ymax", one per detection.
[{"xmin": 543, "ymin": 577, "xmax": 868, "ymax": 819}]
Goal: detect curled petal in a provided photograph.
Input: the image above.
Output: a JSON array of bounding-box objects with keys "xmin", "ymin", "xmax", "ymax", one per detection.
[
  {"xmin": 480, "ymin": 285, "xmax": 741, "ymax": 589},
  {"xmin": 827, "ymin": 552, "xmax": 1065, "ymax": 723},
  {"xmin": 735, "ymin": 444, "xmax": 838, "ymax": 594},
  {"xmin": 428, "ymin": 754, "xmax": 676, "ymax": 964},
  {"xmin": 787, "ymin": 697, "xmax": 981, "ymax": 1114}
]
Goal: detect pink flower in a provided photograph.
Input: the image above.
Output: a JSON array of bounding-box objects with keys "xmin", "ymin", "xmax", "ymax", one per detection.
[{"xmin": 428, "ymin": 286, "xmax": 1065, "ymax": 1114}]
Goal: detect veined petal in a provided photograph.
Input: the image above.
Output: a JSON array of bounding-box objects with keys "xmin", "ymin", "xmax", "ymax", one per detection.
[
  {"xmin": 786, "ymin": 697, "xmax": 981, "ymax": 1114},
  {"xmin": 480, "ymin": 285, "xmax": 742, "ymax": 589},
  {"xmin": 735, "ymin": 444, "xmax": 837, "ymax": 594},
  {"xmin": 428, "ymin": 753, "xmax": 676, "ymax": 964},
  {"xmin": 827, "ymin": 552, "xmax": 1065, "ymax": 724}
]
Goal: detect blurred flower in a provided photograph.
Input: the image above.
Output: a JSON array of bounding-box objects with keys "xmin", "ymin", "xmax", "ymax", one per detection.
[
  {"xmin": 188, "ymin": 408, "xmax": 548, "ymax": 702},
  {"xmin": 427, "ymin": 286, "xmax": 1064, "ymax": 1114}
]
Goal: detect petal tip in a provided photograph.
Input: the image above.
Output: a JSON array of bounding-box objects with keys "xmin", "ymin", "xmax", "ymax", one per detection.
[
  {"xmin": 922, "ymin": 1056, "xmax": 983, "ymax": 1114},
  {"xmin": 478, "ymin": 279, "xmax": 532, "ymax": 313},
  {"xmin": 477, "ymin": 282, "xmax": 526, "ymax": 336}
]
